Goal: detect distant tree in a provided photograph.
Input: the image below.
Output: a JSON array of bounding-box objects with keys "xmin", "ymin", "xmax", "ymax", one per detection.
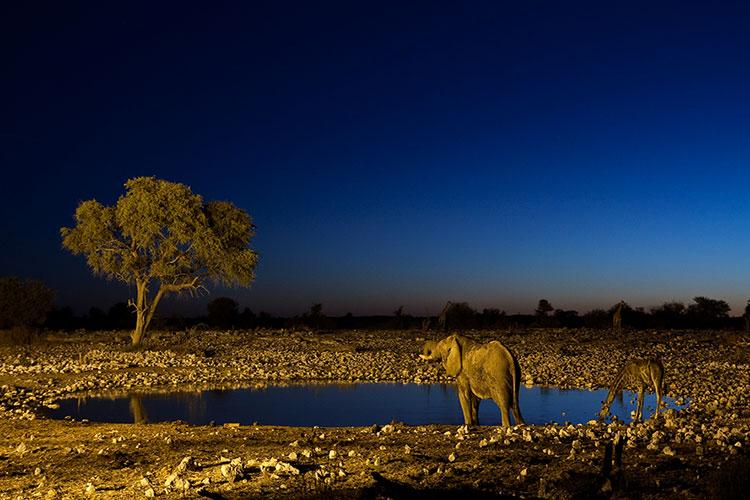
[
  {"xmin": 393, "ymin": 305, "xmax": 405, "ymax": 329},
  {"xmin": 0, "ymin": 277, "xmax": 55, "ymax": 329},
  {"xmin": 480, "ymin": 308, "xmax": 506, "ymax": 329},
  {"xmin": 207, "ymin": 297, "xmax": 239, "ymax": 328},
  {"xmin": 535, "ymin": 299, "xmax": 554, "ymax": 317},
  {"xmin": 582, "ymin": 308, "xmax": 610, "ymax": 329},
  {"xmin": 108, "ymin": 302, "xmax": 133, "ymax": 330},
  {"xmin": 45, "ymin": 306, "xmax": 76, "ymax": 330},
  {"xmin": 257, "ymin": 311, "xmax": 272, "ymax": 328},
  {"xmin": 87, "ymin": 307, "xmax": 107, "ymax": 330},
  {"xmin": 650, "ymin": 302, "xmax": 686, "ymax": 329},
  {"xmin": 438, "ymin": 301, "xmax": 477, "ymax": 330},
  {"xmin": 304, "ymin": 303, "xmax": 325, "ymax": 329},
  {"xmin": 0, "ymin": 277, "xmax": 55, "ymax": 344},
  {"xmin": 745, "ymin": 300, "xmax": 750, "ymax": 332},
  {"xmin": 686, "ymin": 296, "xmax": 730, "ymax": 328},
  {"xmin": 238, "ymin": 307, "xmax": 257, "ymax": 329},
  {"xmin": 553, "ymin": 309, "xmax": 580, "ymax": 328},
  {"xmin": 61, "ymin": 177, "xmax": 258, "ymax": 345}
]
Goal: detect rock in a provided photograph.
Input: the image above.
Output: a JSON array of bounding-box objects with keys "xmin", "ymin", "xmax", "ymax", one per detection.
[
  {"xmin": 220, "ymin": 458, "xmax": 244, "ymax": 483},
  {"xmin": 663, "ymin": 446, "xmax": 675, "ymax": 456},
  {"xmin": 84, "ymin": 483, "xmax": 96, "ymax": 495},
  {"xmin": 288, "ymin": 451, "xmax": 298, "ymax": 461},
  {"xmin": 15, "ymin": 442, "xmax": 27, "ymax": 454},
  {"xmin": 448, "ymin": 452, "xmax": 456, "ymax": 462},
  {"xmin": 381, "ymin": 424, "xmax": 395, "ymax": 433},
  {"xmin": 247, "ymin": 458, "xmax": 300, "ymax": 475},
  {"xmin": 329, "ymin": 450, "xmax": 337, "ymax": 459},
  {"xmin": 144, "ymin": 487, "xmax": 155, "ymax": 497}
]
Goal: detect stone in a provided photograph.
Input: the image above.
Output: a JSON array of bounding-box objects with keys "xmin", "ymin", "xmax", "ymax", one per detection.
[
  {"xmin": 221, "ymin": 459, "xmax": 244, "ymax": 483},
  {"xmin": 448, "ymin": 452, "xmax": 456, "ymax": 462}
]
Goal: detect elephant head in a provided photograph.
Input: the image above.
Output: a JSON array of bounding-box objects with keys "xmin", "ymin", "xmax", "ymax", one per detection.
[{"xmin": 419, "ymin": 335, "xmax": 463, "ymax": 376}]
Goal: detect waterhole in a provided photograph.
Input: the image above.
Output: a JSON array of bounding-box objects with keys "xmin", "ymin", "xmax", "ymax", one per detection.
[{"xmin": 45, "ymin": 383, "xmax": 686, "ymax": 426}]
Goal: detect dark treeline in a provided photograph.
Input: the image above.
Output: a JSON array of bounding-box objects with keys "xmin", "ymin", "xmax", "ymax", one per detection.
[
  {"xmin": 2, "ymin": 277, "xmax": 747, "ymax": 334},
  {"xmin": 37, "ymin": 296, "xmax": 749, "ymax": 332}
]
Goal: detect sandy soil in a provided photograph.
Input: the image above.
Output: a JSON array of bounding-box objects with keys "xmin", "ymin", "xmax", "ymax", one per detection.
[{"xmin": 0, "ymin": 328, "xmax": 748, "ymax": 499}]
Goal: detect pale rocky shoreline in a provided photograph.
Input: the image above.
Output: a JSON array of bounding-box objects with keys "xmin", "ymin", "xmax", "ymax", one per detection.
[{"xmin": 0, "ymin": 328, "xmax": 748, "ymax": 498}]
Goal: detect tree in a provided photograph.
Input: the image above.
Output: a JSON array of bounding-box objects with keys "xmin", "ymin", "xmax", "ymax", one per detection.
[
  {"xmin": 535, "ymin": 299, "xmax": 554, "ymax": 317},
  {"xmin": 207, "ymin": 297, "xmax": 239, "ymax": 328},
  {"xmin": 650, "ymin": 302, "xmax": 686, "ymax": 329},
  {"xmin": 686, "ymin": 296, "xmax": 730, "ymax": 328},
  {"xmin": 0, "ymin": 277, "xmax": 55, "ymax": 329},
  {"xmin": 305, "ymin": 303, "xmax": 324, "ymax": 330},
  {"xmin": 437, "ymin": 301, "xmax": 477, "ymax": 330},
  {"xmin": 61, "ymin": 177, "xmax": 258, "ymax": 345},
  {"xmin": 87, "ymin": 307, "xmax": 107, "ymax": 330}
]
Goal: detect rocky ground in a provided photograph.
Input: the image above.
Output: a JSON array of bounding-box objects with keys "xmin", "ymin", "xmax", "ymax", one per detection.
[{"xmin": 0, "ymin": 328, "xmax": 748, "ymax": 499}]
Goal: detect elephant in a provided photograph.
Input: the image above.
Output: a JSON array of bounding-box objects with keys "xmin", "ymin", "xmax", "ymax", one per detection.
[{"xmin": 420, "ymin": 334, "xmax": 524, "ymax": 427}]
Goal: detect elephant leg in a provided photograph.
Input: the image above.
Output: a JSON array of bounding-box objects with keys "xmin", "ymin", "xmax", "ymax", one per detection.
[
  {"xmin": 492, "ymin": 393, "xmax": 511, "ymax": 428},
  {"xmin": 635, "ymin": 385, "xmax": 645, "ymax": 422},
  {"xmin": 470, "ymin": 395, "xmax": 480, "ymax": 426},
  {"xmin": 457, "ymin": 383, "xmax": 473, "ymax": 426},
  {"xmin": 512, "ymin": 401, "xmax": 524, "ymax": 425},
  {"xmin": 499, "ymin": 402, "xmax": 511, "ymax": 428}
]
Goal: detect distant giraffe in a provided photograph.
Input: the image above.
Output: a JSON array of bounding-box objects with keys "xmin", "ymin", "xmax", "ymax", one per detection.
[
  {"xmin": 612, "ymin": 301, "xmax": 625, "ymax": 331},
  {"xmin": 598, "ymin": 358, "xmax": 664, "ymax": 422},
  {"xmin": 437, "ymin": 301, "xmax": 453, "ymax": 331}
]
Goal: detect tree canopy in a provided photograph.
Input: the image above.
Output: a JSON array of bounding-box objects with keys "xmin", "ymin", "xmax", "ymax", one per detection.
[{"xmin": 61, "ymin": 177, "xmax": 258, "ymax": 345}]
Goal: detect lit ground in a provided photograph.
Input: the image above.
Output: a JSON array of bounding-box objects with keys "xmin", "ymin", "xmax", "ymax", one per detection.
[{"xmin": 1, "ymin": 328, "xmax": 748, "ymax": 498}]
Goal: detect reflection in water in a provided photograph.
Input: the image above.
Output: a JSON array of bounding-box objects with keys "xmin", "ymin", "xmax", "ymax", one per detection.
[
  {"xmin": 129, "ymin": 394, "xmax": 148, "ymax": 424},
  {"xmin": 47, "ymin": 383, "xmax": 688, "ymax": 427}
]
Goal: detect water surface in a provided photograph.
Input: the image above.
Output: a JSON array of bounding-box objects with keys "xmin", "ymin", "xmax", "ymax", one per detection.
[{"xmin": 46, "ymin": 383, "xmax": 685, "ymax": 426}]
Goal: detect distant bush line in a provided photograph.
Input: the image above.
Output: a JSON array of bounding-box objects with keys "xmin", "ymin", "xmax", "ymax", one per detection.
[{"xmin": 35, "ymin": 297, "xmax": 750, "ymax": 332}]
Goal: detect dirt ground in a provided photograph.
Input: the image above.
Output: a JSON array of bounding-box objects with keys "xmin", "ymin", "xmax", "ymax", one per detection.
[{"xmin": 1, "ymin": 328, "xmax": 748, "ymax": 499}]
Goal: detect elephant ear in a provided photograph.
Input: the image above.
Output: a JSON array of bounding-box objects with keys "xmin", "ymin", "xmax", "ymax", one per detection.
[{"xmin": 443, "ymin": 336, "xmax": 462, "ymax": 376}]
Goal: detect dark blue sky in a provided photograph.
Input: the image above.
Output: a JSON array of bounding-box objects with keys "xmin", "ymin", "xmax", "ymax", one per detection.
[{"xmin": 3, "ymin": 1, "xmax": 750, "ymax": 316}]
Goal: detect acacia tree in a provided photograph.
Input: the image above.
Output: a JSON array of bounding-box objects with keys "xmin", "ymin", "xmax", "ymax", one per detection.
[{"xmin": 61, "ymin": 177, "xmax": 258, "ymax": 345}]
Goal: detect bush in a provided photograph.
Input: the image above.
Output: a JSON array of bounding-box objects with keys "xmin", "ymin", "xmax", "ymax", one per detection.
[
  {"xmin": 0, "ymin": 325, "xmax": 43, "ymax": 345},
  {"xmin": 0, "ymin": 277, "xmax": 55, "ymax": 329}
]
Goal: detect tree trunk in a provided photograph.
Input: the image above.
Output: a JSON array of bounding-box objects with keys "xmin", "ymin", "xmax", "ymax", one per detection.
[
  {"xmin": 131, "ymin": 308, "xmax": 147, "ymax": 346},
  {"xmin": 130, "ymin": 280, "xmax": 148, "ymax": 346}
]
